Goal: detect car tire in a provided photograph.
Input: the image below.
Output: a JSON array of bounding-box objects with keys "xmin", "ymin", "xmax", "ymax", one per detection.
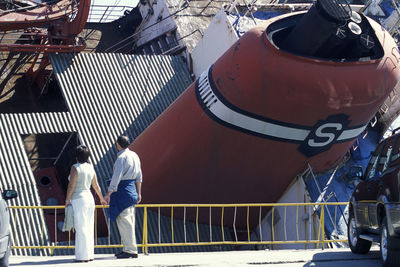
[
  {"xmin": 0, "ymin": 240, "xmax": 10, "ymax": 267},
  {"xmin": 381, "ymin": 216, "xmax": 400, "ymax": 267},
  {"xmin": 348, "ymin": 211, "xmax": 371, "ymax": 254}
]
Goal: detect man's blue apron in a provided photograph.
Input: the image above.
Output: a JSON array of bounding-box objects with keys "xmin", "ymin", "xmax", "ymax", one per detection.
[{"xmin": 108, "ymin": 179, "xmax": 138, "ymax": 222}]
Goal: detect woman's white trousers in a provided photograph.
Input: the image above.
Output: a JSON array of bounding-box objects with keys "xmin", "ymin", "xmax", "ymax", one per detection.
[{"xmin": 71, "ymin": 194, "xmax": 95, "ymax": 260}]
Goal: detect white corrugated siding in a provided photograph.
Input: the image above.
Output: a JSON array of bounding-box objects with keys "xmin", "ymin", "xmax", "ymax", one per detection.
[
  {"xmin": 0, "ymin": 112, "xmax": 76, "ymax": 255},
  {"xmin": 0, "ymin": 52, "xmax": 192, "ymax": 255},
  {"xmin": 50, "ymin": 52, "xmax": 194, "ymax": 253}
]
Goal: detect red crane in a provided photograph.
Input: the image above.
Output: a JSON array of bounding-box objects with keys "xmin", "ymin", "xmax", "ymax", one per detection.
[{"xmin": 0, "ymin": 0, "xmax": 91, "ymax": 83}]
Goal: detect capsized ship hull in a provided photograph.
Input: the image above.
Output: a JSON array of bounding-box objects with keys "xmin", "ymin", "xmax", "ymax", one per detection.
[{"xmin": 131, "ymin": 4, "xmax": 400, "ymax": 227}]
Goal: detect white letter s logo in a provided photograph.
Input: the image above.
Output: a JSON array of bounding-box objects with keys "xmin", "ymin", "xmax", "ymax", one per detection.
[{"xmin": 308, "ymin": 123, "xmax": 342, "ymax": 147}]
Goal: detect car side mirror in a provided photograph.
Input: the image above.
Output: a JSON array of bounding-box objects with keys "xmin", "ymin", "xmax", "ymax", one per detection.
[
  {"xmin": 349, "ymin": 165, "xmax": 364, "ymax": 180},
  {"xmin": 3, "ymin": 190, "xmax": 18, "ymax": 200}
]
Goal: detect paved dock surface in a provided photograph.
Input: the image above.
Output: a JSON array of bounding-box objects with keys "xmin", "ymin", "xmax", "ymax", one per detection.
[{"xmin": 10, "ymin": 248, "xmax": 381, "ymax": 266}]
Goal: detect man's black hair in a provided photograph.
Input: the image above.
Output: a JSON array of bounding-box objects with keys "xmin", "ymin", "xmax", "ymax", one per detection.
[{"xmin": 117, "ymin": 135, "xmax": 130, "ymax": 149}]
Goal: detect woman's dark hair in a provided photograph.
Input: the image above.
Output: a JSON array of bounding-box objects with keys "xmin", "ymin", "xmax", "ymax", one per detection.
[
  {"xmin": 76, "ymin": 145, "xmax": 90, "ymax": 163},
  {"xmin": 117, "ymin": 135, "xmax": 130, "ymax": 149}
]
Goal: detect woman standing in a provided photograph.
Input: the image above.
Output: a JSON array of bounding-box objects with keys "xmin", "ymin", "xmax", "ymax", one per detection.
[{"xmin": 65, "ymin": 145, "xmax": 107, "ymax": 262}]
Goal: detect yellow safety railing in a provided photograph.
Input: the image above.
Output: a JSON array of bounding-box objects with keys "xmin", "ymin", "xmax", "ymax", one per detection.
[{"xmin": 9, "ymin": 202, "xmax": 349, "ymax": 255}]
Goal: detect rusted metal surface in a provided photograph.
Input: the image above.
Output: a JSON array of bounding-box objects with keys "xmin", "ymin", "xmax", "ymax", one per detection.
[
  {"xmin": 0, "ymin": 0, "xmax": 74, "ymax": 32},
  {"xmin": 0, "ymin": 0, "xmax": 91, "ymax": 85},
  {"xmin": 0, "ymin": 37, "xmax": 86, "ymax": 52}
]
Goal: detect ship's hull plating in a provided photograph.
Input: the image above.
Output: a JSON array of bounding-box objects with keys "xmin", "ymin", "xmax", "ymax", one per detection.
[{"xmin": 131, "ymin": 13, "xmax": 400, "ymax": 227}]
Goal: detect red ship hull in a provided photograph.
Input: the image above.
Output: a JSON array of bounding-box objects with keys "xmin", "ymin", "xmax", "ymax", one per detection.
[{"xmin": 131, "ymin": 12, "xmax": 400, "ymax": 227}]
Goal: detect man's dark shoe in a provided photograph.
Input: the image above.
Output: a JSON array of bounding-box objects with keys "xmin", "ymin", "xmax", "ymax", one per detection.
[
  {"xmin": 114, "ymin": 251, "xmax": 123, "ymax": 257},
  {"xmin": 116, "ymin": 252, "xmax": 138, "ymax": 259}
]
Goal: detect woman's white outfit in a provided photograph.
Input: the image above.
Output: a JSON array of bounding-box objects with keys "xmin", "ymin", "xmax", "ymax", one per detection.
[{"xmin": 70, "ymin": 162, "xmax": 95, "ymax": 261}]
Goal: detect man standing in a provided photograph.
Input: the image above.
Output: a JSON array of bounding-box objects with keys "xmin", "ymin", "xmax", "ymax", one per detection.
[{"xmin": 104, "ymin": 135, "xmax": 142, "ymax": 259}]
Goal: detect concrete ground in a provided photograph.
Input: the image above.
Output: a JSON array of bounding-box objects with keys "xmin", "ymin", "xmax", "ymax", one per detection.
[{"xmin": 9, "ymin": 248, "xmax": 381, "ymax": 267}]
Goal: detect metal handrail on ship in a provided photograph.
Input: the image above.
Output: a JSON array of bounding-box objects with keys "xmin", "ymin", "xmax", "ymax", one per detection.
[{"xmin": 9, "ymin": 202, "xmax": 349, "ymax": 255}]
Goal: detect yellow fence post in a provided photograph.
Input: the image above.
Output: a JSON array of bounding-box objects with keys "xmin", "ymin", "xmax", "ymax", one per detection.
[
  {"xmin": 143, "ymin": 206, "xmax": 148, "ymax": 255},
  {"xmin": 221, "ymin": 207, "xmax": 225, "ymax": 242},
  {"xmin": 171, "ymin": 207, "xmax": 174, "ymax": 244},
  {"xmin": 247, "ymin": 206, "xmax": 250, "ymax": 242},
  {"xmin": 321, "ymin": 205, "xmax": 325, "ymax": 250},
  {"xmin": 296, "ymin": 206, "xmax": 299, "ymax": 241},
  {"xmin": 196, "ymin": 207, "xmax": 199, "ymax": 243},
  {"xmin": 271, "ymin": 206, "xmax": 275, "ymax": 250},
  {"xmin": 95, "ymin": 206, "xmax": 98, "ymax": 246}
]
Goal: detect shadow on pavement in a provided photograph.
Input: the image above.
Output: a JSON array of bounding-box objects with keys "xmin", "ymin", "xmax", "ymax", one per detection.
[
  {"xmin": 11, "ymin": 259, "xmax": 72, "ymax": 266},
  {"xmin": 10, "ymin": 256, "xmax": 116, "ymax": 266},
  {"xmin": 303, "ymin": 250, "xmax": 381, "ymax": 267}
]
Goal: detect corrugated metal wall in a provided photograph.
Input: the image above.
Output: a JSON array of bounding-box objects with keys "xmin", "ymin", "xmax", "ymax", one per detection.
[
  {"xmin": 0, "ymin": 52, "xmax": 192, "ymax": 255},
  {"xmin": 50, "ymin": 53, "xmax": 192, "ymax": 185},
  {"xmin": 0, "ymin": 112, "xmax": 76, "ymax": 255},
  {"xmin": 50, "ymin": 52, "xmax": 194, "ymax": 253}
]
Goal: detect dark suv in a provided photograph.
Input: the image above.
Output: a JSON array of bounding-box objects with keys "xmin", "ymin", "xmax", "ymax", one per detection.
[
  {"xmin": 0, "ymin": 189, "xmax": 17, "ymax": 267},
  {"xmin": 348, "ymin": 129, "xmax": 400, "ymax": 266}
]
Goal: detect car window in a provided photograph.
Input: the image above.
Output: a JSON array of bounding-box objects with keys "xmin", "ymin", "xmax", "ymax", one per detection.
[
  {"xmin": 389, "ymin": 135, "xmax": 400, "ymax": 167},
  {"xmin": 365, "ymin": 141, "xmax": 386, "ymax": 180},
  {"xmin": 383, "ymin": 146, "xmax": 393, "ymax": 171},
  {"xmin": 378, "ymin": 138, "xmax": 396, "ymax": 174},
  {"xmin": 365, "ymin": 152, "xmax": 380, "ymax": 180}
]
